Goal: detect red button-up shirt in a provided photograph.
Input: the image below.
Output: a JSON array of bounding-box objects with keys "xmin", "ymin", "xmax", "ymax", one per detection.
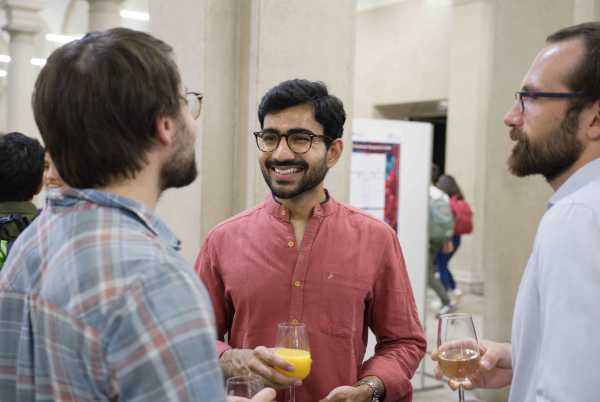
[{"xmin": 195, "ymin": 194, "xmax": 426, "ymax": 402}]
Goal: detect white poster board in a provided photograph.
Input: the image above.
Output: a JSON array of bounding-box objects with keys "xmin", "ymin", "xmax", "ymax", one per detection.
[{"xmin": 352, "ymin": 119, "xmax": 432, "ymax": 389}]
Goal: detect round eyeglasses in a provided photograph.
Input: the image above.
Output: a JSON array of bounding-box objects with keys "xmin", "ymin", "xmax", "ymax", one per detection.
[
  {"xmin": 253, "ymin": 130, "xmax": 332, "ymax": 154},
  {"xmin": 184, "ymin": 91, "xmax": 203, "ymax": 119}
]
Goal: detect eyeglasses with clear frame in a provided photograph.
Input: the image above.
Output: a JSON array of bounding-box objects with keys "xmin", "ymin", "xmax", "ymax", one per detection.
[
  {"xmin": 253, "ymin": 129, "xmax": 332, "ymax": 154},
  {"xmin": 514, "ymin": 90, "xmax": 582, "ymax": 113},
  {"xmin": 184, "ymin": 91, "xmax": 203, "ymax": 119}
]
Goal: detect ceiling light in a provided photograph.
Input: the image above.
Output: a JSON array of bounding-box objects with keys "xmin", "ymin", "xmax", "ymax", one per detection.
[
  {"xmin": 0, "ymin": 69, "xmax": 7, "ymax": 77},
  {"xmin": 46, "ymin": 33, "xmax": 83, "ymax": 44},
  {"xmin": 0, "ymin": 54, "xmax": 11, "ymax": 63},
  {"xmin": 31, "ymin": 58, "xmax": 46, "ymax": 67},
  {"xmin": 120, "ymin": 10, "xmax": 150, "ymax": 21}
]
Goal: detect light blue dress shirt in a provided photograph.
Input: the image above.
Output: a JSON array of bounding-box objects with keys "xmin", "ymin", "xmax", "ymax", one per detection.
[{"xmin": 510, "ymin": 158, "xmax": 600, "ymax": 402}]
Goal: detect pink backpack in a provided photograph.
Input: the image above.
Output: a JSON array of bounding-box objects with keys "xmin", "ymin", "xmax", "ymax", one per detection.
[{"xmin": 449, "ymin": 196, "xmax": 473, "ymax": 235}]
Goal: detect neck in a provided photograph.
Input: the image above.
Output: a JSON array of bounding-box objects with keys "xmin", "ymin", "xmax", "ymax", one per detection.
[
  {"xmin": 97, "ymin": 165, "xmax": 161, "ymax": 211},
  {"xmin": 548, "ymin": 148, "xmax": 600, "ymax": 191},
  {"xmin": 278, "ymin": 185, "xmax": 327, "ymax": 221}
]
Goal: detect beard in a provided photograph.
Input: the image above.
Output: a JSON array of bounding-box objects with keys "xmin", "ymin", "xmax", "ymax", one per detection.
[
  {"xmin": 260, "ymin": 156, "xmax": 329, "ymax": 199},
  {"xmin": 159, "ymin": 118, "xmax": 198, "ymax": 191},
  {"xmin": 508, "ymin": 109, "xmax": 583, "ymax": 182}
]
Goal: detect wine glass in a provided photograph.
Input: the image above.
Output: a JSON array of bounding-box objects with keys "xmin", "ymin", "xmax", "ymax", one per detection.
[
  {"xmin": 437, "ymin": 313, "xmax": 480, "ymax": 402},
  {"xmin": 274, "ymin": 322, "xmax": 311, "ymax": 402},
  {"xmin": 225, "ymin": 375, "xmax": 264, "ymax": 398}
]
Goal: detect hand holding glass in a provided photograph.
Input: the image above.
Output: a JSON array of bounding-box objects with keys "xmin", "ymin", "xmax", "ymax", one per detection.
[
  {"xmin": 437, "ymin": 313, "xmax": 480, "ymax": 402},
  {"xmin": 274, "ymin": 322, "xmax": 311, "ymax": 402}
]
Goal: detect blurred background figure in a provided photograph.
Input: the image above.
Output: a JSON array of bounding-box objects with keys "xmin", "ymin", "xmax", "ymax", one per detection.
[
  {"xmin": 0, "ymin": 132, "xmax": 44, "ymax": 270},
  {"xmin": 435, "ymin": 174, "xmax": 474, "ymax": 304},
  {"xmin": 43, "ymin": 151, "xmax": 66, "ymax": 189},
  {"xmin": 428, "ymin": 164, "xmax": 455, "ymax": 315}
]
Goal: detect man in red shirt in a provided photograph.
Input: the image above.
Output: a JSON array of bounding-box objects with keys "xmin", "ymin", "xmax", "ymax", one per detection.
[{"xmin": 196, "ymin": 79, "xmax": 426, "ymax": 402}]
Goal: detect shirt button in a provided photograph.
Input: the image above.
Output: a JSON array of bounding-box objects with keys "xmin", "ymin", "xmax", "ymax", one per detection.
[
  {"xmin": 280, "ymin": 210, "xmax": 286, "ymax": 216},
  {"xmin": 293, "ymin": 280, "xmax": 301, "ymax": 287},
  {"xmin": 288, "ymin": 241, "xmax": 295, "ymax": 248}
]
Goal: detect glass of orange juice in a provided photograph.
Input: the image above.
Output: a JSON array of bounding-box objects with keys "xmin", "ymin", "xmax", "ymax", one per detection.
[{"xmin": 275, "ymin": 322, "xmax": 311, "ymax": 402}]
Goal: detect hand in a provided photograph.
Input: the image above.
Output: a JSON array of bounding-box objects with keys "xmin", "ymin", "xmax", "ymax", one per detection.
[
  {"xmin": 441, "ymin": 240, "xmax": 454, "ymax": 254},
  {"xmin": 318, "ymin": 385, "xmax": 372, "ymax": 402},
  {"xmin": 432, "ymin": 340, "xmax": 513, "ymax": 390},
  {"xmin": 220, "ymin": 346, "xmax": 300, "ymax": 390},
  {"xmin": 227, "ymin": 387, "xmax": 277, "ymax": 402}
]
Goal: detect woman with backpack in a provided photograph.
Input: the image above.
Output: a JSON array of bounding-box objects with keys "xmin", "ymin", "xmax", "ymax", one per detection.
[{"xmin": 435, "ymin": 174, "xmax": 474, "ymax": 302}]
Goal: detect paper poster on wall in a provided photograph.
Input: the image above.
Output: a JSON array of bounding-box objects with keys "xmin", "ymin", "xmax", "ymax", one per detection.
[{"xmin": 350, "ymin": 142, "xmax": 400, "ymax": 231}]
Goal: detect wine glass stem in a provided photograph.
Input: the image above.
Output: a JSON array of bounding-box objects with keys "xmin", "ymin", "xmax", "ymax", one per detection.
[
  {"xmin": 289, "ymin": 384, "xmax": 296, "ymax": 402},
  {"xmin": 458, "ymin": 384, "xmax": 464, "ymax": 402}
]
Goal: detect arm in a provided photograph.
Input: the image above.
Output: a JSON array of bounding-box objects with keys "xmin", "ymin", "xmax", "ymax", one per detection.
[
  {"xmin": 106, "ymin": 268, "xmax": 226, "ymax": 401},
  {"xmin": 195, "ymin": 236, "xmax": 297, "ymax": 389},
  {"xmin": 195, "ymin": 237, "xmax": 233, "ymax": 356},
  {"xmin": 359, "ymin": 231, "xmax": 427, "ymax": 402}
]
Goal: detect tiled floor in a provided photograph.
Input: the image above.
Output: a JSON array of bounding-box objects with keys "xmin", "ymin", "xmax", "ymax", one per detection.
[{"xmin": 411, "ymin": 290, "xmax": 485, "ymax": 402}]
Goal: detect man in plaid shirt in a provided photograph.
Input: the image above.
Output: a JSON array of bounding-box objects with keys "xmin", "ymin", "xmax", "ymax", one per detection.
[{"xmin": 0, "ymin": 28, "xmax": 274, "ymax": 402}]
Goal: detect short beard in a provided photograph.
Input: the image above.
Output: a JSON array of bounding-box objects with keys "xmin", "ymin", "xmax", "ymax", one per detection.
[
  {"xmin": 261, "ymin": 157, "xmax": 329, "ymax": 199},
  {"xmin": 159, "ymin": 119, "xmax": 198, "ymax": 191},
  {"xmin": 508, "ymin": 109, "xmax": 583, "ymax": 182}
]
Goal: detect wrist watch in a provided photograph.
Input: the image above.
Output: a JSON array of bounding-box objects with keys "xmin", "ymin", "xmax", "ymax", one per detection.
[{"xmin": 355, "ymin": 378, "xmax": 384, "ymax": 402}]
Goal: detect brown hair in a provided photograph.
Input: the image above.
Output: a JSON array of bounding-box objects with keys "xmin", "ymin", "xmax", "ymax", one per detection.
[
  {"xmin": 547, "ymin": 22, "xmax": 600, "ymax": 112},
  {"xmin": 32, "ymin": 28, "xmax": 182, "ymax": 188}
]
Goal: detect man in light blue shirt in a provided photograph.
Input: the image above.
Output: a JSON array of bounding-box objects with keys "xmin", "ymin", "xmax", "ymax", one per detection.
[{"xmin": 434, "ymin": 22, "xmax": 600, "ymax": 401}]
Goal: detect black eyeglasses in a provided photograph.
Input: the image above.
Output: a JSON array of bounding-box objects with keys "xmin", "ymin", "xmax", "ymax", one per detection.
[
  {"xmin": 183, "ymin": 91, "xmax": 203, "ymax": 119},
  {"xmin": 514, "ymin": 90, "xmax": 582, "ymax": 113},
  {"xmin": 253, "ymin": 129, "xmax": 332, "ymax": 154}
]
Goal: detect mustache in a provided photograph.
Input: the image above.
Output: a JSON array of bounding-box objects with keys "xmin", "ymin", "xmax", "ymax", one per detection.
[
  {"xmin": 266, "ymin": 159, "xmax": 308, "ymax": 169},
  {"xmin": 510, "ymin": 128, "xmax": 526, "ymax": 142}
]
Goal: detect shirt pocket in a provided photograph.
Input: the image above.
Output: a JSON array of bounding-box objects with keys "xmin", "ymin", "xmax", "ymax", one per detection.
[{"xmin": 319, "ymin": 271, "xmax": 371, "ymax": 337}]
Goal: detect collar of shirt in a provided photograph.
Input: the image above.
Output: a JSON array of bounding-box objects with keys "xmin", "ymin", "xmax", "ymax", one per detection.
[
  {"xmin": 0, "ymin": 201, "xmax": 38, "ymax": 216},
  {"xmin": 547, "ymin": 157, "xmax": 600, "ymax": 210},
  {"xmin": 47, "ymin": 187, "xmax": 182, "ymax": 251},
  {"xmin": 265, "ymin": 189, "xmax": 338, "ymax": 222}
]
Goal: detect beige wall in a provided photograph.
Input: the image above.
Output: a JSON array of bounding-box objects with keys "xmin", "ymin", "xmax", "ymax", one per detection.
[{"xmin": 354, "ymin": 0, "xmax": 453, "ymax": 118}]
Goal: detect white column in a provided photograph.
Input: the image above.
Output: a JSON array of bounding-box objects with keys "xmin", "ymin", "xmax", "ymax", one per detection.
[
  {"xmin": 2, "ymin": 0, "xmax": 43, "ymax": 138},
  {"xmin": 574, "ymin": 0, "xmax": 600, "ymax": 23},
  {"xmin": 87, "ymin": 0, "xmax": 124, "ymax": 32}
]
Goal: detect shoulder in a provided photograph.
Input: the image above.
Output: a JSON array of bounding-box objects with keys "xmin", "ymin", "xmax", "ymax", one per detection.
[
  {"xmin": 544, "ymin": 179, "xmax": 600, "ymax": 227},
  {"xmin": 334, "ymin": 200, "xmax": 397, "ymax": 240},
  {"xmin": 204, "ymin": 203, "xmax": 266, "ymax": 241}
]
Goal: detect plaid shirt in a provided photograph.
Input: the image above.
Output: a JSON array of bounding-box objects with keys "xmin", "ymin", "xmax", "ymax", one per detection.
[{"xmin": 0, "ymin": 188, "xmax": 225, "ymax": 402}]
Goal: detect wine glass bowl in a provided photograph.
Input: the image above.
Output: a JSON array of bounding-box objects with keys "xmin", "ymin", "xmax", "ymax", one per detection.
[{"xmin": 437, "ymin": 313, "xmax": 480, "ymax": 401}]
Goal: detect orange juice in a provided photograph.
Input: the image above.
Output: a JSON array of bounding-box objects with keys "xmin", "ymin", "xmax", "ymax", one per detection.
[{"xmin": 274, "ymin": 348, "xmax": 312, "ymax": 380}]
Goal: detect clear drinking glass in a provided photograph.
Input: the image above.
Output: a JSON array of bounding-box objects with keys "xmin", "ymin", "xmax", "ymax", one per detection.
[
  {"xmin": 274, "ymin": 322, "xmax": 312, "ymax": 402},
  {"xmin": 225, "ymin": 375, "xmax": 264, "ymax": 398},
  {"xmin": 437, "ymin": 313, "xmax": 480, "ymax": 402}
]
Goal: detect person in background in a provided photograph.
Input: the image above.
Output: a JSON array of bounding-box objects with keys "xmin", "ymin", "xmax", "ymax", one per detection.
[
  {"xmin": 434, "ymin": 22, "xmax": 600, "ymax": 402},
  {"xmin": 0, "ymin": 28, "xmax": 274, "ymax": 402},
  {"xmin": 43, "ymin": 151, "xmax": 66, "ymax": 189},
  {"xmin": 0, "ymin": 132, "xmax": 44, "ymax": 270},
  {"xmin": 428, "ymin": 164, "xmax": 455, "ymax": 316},
  {"xmin": 196, "ymin": 79, "xmax": 426, "ymax": 402},
  {"xmin": 435, "ymin": 174, "xmax": 473, "ymax": 303}
]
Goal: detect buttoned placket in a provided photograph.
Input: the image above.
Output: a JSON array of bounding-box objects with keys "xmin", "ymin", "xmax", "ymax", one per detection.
[{"xmin": 280, "ymin": 206, "xmax": 324, "ymax": 325}]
